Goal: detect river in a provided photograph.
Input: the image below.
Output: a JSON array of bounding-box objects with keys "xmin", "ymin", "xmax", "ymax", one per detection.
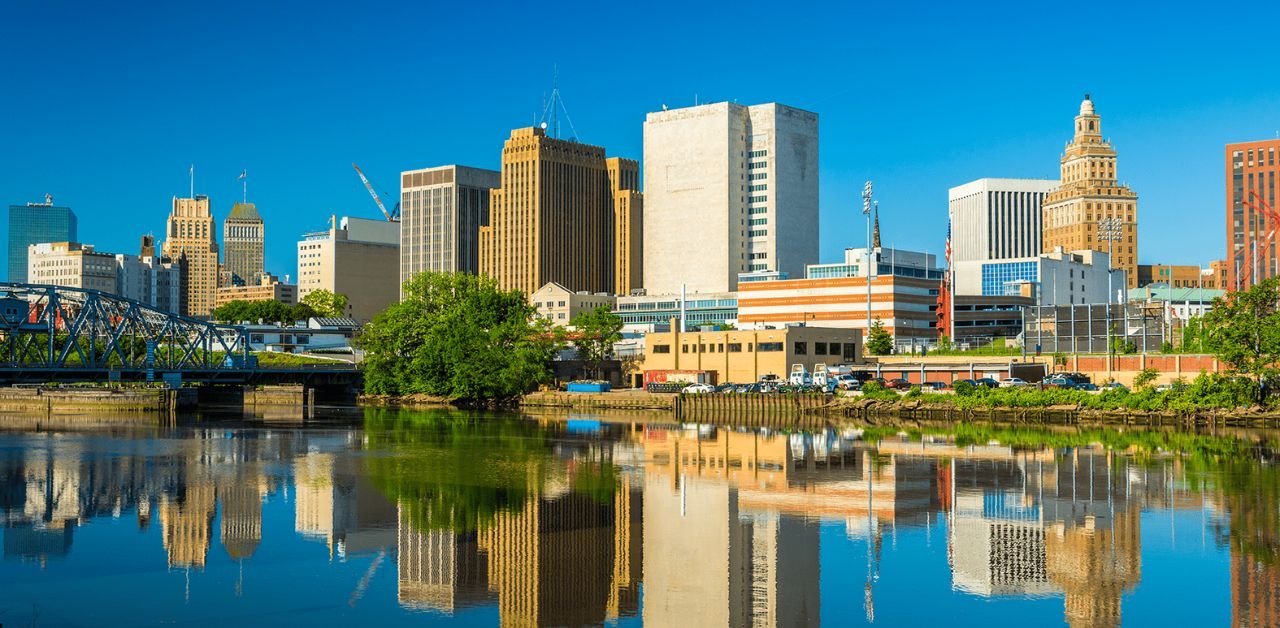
[{"xmin": 0, "ymin": 408, "xmax": 1275, "ymax": 626}]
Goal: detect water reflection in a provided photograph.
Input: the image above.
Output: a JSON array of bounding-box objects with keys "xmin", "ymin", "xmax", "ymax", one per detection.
[{"xmin": 0, "ymin": 413, "xmax": 1278, "ymax": 625}]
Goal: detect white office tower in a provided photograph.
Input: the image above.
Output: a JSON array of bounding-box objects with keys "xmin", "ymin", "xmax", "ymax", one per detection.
[
  {"xmin": 948, "ymin": 178, "xmax": 1057, "ymax": 262},
  {"xmin": 643, "ymin": 102, "xmax": 818, "ymax": 293}
]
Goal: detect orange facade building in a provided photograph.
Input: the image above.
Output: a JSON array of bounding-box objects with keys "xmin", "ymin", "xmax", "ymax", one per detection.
[{"xmin": 1226, "ymin": 139, "xmax": 1280, "ymax": 290}]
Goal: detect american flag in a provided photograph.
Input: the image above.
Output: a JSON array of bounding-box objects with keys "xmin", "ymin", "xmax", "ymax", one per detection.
[{"xmin": 238, "ymin": 169, "xmax": 247, "ymax": 181}]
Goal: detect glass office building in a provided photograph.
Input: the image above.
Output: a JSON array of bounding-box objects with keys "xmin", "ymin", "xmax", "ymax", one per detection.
[{"xmin": 8, "ymin": 200, "xmax": 77, "ymax": 283}]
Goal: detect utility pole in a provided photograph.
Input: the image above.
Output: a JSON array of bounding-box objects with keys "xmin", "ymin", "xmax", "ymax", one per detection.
[{"xmin": 862, "ymin": 181, "xmax": 874, "ymax": 345}]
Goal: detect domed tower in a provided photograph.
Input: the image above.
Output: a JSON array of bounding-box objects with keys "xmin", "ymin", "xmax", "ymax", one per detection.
[{"xmin": 1042, "ymin": 95, "xmax": 1140, "ymax": 290}]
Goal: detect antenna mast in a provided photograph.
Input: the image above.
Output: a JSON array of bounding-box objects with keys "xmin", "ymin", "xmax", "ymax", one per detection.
[
  {"xmin": 538, "ymin": 66, "xmax": 580, "ymax": 141},
  {"xmin": 189, "ymin": 164, "xmax": 195, "ymax": 198}
]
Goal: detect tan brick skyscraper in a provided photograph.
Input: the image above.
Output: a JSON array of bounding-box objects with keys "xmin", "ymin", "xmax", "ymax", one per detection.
[
  {"xmin": 162, "ymin": 196, "xmax": 219, "ymax": 316},
  {"xmin": 606, "ymin": 157, "xmax": 643, "ymax": 295},
  {"xmin": 479, "ymin": 127, "xmax": 618, "ymax": 295},
  {"xmin": 1042, "ymin": 95, "xmax": 1139, "ymax": 289}
]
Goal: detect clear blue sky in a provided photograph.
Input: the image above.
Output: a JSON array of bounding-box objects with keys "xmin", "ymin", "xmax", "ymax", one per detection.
[{"xmin": 3, "ymin": 1, "xmax": 1278, "ymax": 280}]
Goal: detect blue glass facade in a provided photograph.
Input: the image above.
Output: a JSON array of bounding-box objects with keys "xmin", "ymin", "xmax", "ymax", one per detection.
[
  {"xmin": 7, "ymin": 204, "xmax": 77, "ymax": 283},
  {"xmin": 980, "ymin": 261, "xmax": 1037, "ymax": 296},
  {"xmin": 614, "ymin": 297, "xmax": 737, "ymax": 326}
]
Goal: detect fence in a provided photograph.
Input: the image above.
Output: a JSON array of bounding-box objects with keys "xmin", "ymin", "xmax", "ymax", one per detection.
[{"xmin": 1024, "ymin": 302, "xmax": 1171, "ymax": 354}]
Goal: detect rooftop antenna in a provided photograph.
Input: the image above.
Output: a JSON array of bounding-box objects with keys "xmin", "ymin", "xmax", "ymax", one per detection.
[
  {"xmin": 189, "ymin": 164, "xmax": 195, "ymax": 198},
  {"xmin": 538, "ymin": 65, "xmax": 580, "ymax": 141}
]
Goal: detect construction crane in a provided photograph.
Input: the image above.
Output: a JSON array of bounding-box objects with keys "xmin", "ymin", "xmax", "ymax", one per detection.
[
  {"xmin": 352, "ymin": 163, "xmax": 400, "ymax": 222},
  {"xmin": 1235, "ymin": 189, "xmax": 1280, "ymax": 290}
]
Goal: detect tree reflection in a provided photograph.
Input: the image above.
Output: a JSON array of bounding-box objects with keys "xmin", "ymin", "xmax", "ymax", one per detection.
[{"xmin": 364, "ymin": 408, "xmax": 553, "ymax": 533}]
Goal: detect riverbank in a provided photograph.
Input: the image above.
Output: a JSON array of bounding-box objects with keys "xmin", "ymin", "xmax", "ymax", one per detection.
[{"xmin": 0, "ymin": 385, "xmax": 194, "ymax": 414}]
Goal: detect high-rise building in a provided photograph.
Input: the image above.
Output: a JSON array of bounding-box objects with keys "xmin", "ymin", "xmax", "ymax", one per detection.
[
  {"xmin": 606, "ymin": 158, "xmax": 644, "ymax": 295},
  {"xmin": 162, "ymin": 195, "xmax": 220, "ymax": 317},
  {"xmin": 478, "ymin": 127, "xmax": 621, "ymax": 295},
  {"xmin": 948, "ymin": 178, "xmax": 1057, "ymax": 262},
  {"xmin": 7, "ymin": 194, "xmax": 76, "ymax": 283},
  {"xmin": 1226, "ymin": 139, "xmax": 1280, "ymax": 290},
  {"xmin": 297, "ymin": 216, "xmax": 399, "ymax": 323},
  {"xmin": 643, "ymin": 102, "xmax": 819, "ymax": 294},
  {"xmin": 1042, "ymin": 95, "xmax": 1139, "ymax": 289},
  {"xmin": 399, "ymin": 165, "xmax": 500, "ymax": 290},
  {"xmin": 222, "ymin": 202, "xmax": 265, "ymax": 285}
]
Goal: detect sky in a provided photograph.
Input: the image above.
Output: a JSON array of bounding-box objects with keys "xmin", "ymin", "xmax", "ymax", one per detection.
[{"xmin": 2, "ymin": 1, "xmax": 1278, "ymax": 281}]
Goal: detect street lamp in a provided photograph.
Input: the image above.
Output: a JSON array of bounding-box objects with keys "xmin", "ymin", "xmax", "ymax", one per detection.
[
  {"xmin": 1097, "ymin": 217, "xmax": 1124, "ymax": 369},
  {"xmin": 862, "ymin": 181, "xmax": 874, "ymax": 342}
]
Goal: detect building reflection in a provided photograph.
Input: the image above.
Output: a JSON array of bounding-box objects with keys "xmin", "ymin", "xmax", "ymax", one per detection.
[{"xmin": 0, "ymin": 418, "xmax": 1277, "ymax": 625}]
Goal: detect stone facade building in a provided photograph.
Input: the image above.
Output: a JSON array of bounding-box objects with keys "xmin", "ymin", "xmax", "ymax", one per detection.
[
  {"xmin": 222, "ymin": 202, "xmax": 265, "ymax": 285},
  {"xmin": 1042, "ymin": 95, "xmax": 1139, "ymax": 289},
  {"xmin": 162, "ymin": 195, "xmax": 220, "ymax": 316}
]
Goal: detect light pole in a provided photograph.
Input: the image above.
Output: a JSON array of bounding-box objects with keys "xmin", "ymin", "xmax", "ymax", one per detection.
[
  {"xmin": 862, "ymin": 181, "xmax": 874, "ymax": 342},
  {"xmin": 1097, "ymin": 217, "xmax": 1123, "ymax": 371}
]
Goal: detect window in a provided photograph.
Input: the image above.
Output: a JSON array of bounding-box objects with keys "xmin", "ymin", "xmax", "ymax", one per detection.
[
  {"xmin": 750, "ymin": 218, "xmax": 768, "ymax": 225},
  {"xmin": 749, "ymin": 173, "xmax": 767, "ymax": 180},
  {"xmin": 748, "ymin": 195, "xmax": 767, "ymax": 203},
  {"xmin": 727, "ymin": 343, "xmax": 742, "ymax": 352},
  {"xmin": 681, "ymin": 344, "xmax": 688, "ymax": 353},
  {"xmin": 749, "ymin": 229, "xmax": 768, "ymax": 237},
  {"xmin": 654, "ymin": 344, "xmax": 671, "ymax": 354},
  {"xmin": 749, "ymin": 149, "xmax": 768, "ymax": 158},
  {"xmin": 699, "ymin": 344, "xmax": 705, "ymax": 352},
  {"xmin": 794, "ymin": 341, "xmax": 807, "ymax": 355},
  {"xmin": 758, "ymin": 342, "xmax": 782, "ymax": 352},
  {"xmin": 815, "ymin": 342, "xmax": 827, "ymax": 355},
  {"xmin": 708, "ymin": 343, "xmax": 716, "ymax": 353},
  {"xmin": 749, "ymin": 184, "xmax": 768, "ymax": 191},
  {"xmin": 296, "ymin": 335, "xmax": 310, "ymax": 345},
  {"xmin": 749, "ymin": 207, "xmax": 768, "ymax": 214},
  {"xmin": 843, "ymin": 343, "xmax": 857, "ymax": 361}
]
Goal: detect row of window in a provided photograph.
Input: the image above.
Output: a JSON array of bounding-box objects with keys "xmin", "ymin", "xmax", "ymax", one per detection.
[
  {"xmin": 750, "ymin": 218, "xmax": 768, "ymax": 226},
  {"xmin": 749, "ymin": 229, "xmax": 768, "ymax": 237},
  {"xmin": 748, "ymin": 195, "xmax": 767, "ymax": 203},
  {"xmin": 748, "ymin": 173, "xmax": 767, "ymax": 181},
  {"xmin": 749, "ymin": 150, "xmax": 768, "ymax": 158},
  {"xmin": 749, "ymin": 184, "xmax": 768, "ymax": 192}
]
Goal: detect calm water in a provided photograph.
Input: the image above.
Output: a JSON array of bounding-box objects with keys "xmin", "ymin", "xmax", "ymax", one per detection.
[{"xmin": 0, "ymin": 410, "xmax": 1277, "ymax": 627}]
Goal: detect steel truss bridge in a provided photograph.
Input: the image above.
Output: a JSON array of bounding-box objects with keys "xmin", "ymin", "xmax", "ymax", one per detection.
[{"xmin": 0, "ymin": 283, "xmax": 356, "ymax": 387}]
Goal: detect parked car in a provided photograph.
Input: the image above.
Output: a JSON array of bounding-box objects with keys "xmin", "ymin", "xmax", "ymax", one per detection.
[
  {"xmin": 1042, "ymin": 376, "xmax": 1076, "ymax": 389},
  {"xmin": 1075, "ymin": 383, "xmax": 1098, "ymax": 391},
  {"xmin": 920, "ymin": 381, "xmax": 950, "ymax": 392},
  {"xmin": 714, "ymin": 383, "xmax": 737, "ymax": 393},
  {"xmin": 884, "ymin": 378, "xmax": 912, "ymax": 390},
  {"xmin": 974, "ymin": 378, "xmax": 1001, "ymax": 388},
  {"xmin": 734, "ymin": 383, "xmax": 762, "ymax": 394},
  {"xmin": 835, "ymin": 375, "xmax": 862, "ymax": 391},
  {"xmin": 682, "ymin": 383, "xmax": 714, "ymax": 394},
  {"xmin": 999, "ymin": 377, "xmax": 1028, "ymax": 388},
  {"xmin": 1155, "ymin": 382, "xmax": 1187, "ymax": 393},
  {"xmin": 1100, "ymin": 382, "xmax": 1128, "ymax": 392}
]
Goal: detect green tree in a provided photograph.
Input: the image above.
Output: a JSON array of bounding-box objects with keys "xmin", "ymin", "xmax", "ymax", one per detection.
[
  {"xmin": 1182, "ymin": 315, "xmax": 1207, "ymax": 354},
  {"xmin": 867, "ymin": 318, "xmax": 894, "ymax": 355},
  {"xmin": 569, "ymin": 305, "xmax": 623, "ymax": 380},
  {"xmin": 355, "ymin": 271, "xmax": 563, "ymax": 400},
  {"xmin": 1133, "ymin": 367, "xmax": 1160, "ymax": 390},
  {"xmin": 301, "ymin": 289, "xmax": 350, "ymax": 318},
  {"xmin": 211, "ymin": 299, "xmax": 301, "ymax": 324},
  {"xmin": 1203, "ymin": 277, "xmax": 1280, "ymax": 402}
]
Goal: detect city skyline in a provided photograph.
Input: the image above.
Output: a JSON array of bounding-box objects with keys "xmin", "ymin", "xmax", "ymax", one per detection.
[{"xmin": 3, "ymin": 3, "xmax": 1278, "ymax": 283}]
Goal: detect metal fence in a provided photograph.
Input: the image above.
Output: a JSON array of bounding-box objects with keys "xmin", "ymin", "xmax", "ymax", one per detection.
[{"xmin": 1024, "ymin": 303, "xmax": 1170, "ymax": 354}]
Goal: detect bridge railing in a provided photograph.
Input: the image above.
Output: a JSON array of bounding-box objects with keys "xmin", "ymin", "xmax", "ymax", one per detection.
[{"xmin": 0, "ymin": 283, "xmax": 248, "ymax": 371}]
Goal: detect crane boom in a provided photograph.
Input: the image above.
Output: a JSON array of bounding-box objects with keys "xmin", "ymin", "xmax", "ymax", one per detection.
[
  {"xmin": 1235, "ymin": 190, "xmax": 1280, "ymax": 290},
  {"xmin": 352, "ymin": 163, "xmax": 394, "ymax": 221}
]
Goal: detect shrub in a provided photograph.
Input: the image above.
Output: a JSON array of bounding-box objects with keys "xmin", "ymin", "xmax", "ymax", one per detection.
[{"xmin": 1133, "ymin": 367, "xmax": 1160, "ymax": 390}]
